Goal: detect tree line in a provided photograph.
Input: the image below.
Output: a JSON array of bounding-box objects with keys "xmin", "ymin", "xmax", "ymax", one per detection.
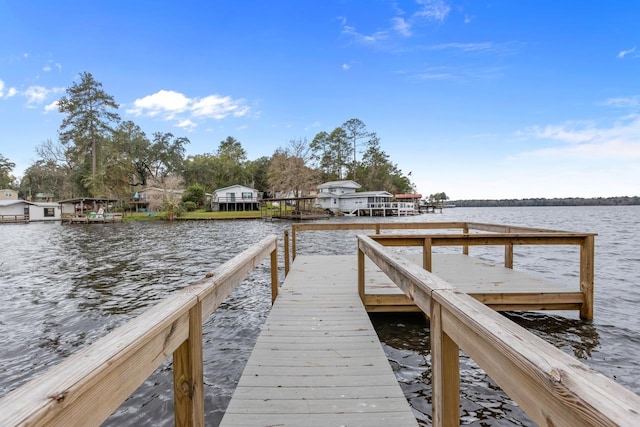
[
  {"xmin": 1, "ymin": 72, "xmax": 413, "ymax": 206},
  {"xmin": 452, "ymin": 197, "xmax": 640, "ymax": 207}
]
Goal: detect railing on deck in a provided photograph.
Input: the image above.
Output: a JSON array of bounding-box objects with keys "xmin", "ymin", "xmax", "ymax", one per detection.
[
  {"xmin": 0, "ymin": 214, "xmax": 29, "ymax": 223},
  {"xmin": 0, "ymin": 235, "xmax": 279, "ymax": 427},
  {"xmin": 357, "ymin": 235, "xmax": 640, "ymax": 427},
  {"xmin": 287, "ymin": 222, "xmax": 595, "ymax": 318}
]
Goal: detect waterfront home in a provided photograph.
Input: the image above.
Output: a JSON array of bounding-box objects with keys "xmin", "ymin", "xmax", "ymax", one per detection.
[
  {"xmin": 315, "ymin": 180, "xmax": 395, "ymax": 215},
  {"xmin": 132, "ymin": 187, "xmax": 185, "ymax": 212},
  {"xmin": 28, "ymin": 202, "xmax": 61, "ymax": 221},
  {"xmin": 211, "ymin": 184, "xmax": 260, "ymax": 211},
  {"xmin": 0, "ymin": 188, "xmax": 19, "ymax": 200},
  {"xmin": 0, "ymin": 199, "xmax": 30, "ymax": 223}
]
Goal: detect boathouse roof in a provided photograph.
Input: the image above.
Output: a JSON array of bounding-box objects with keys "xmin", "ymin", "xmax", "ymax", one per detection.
[
  {"xmin": 317, "ymin": 180, "xmax": 361, "ymax": 189},
  {"xmin": 340, "ymin": 191, "xmax": 393, "ymax": 198}
]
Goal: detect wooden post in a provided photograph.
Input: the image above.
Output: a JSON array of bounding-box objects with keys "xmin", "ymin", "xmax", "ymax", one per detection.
[
  {"xmin": 375, "ymin": 223, "xmax": 380, "ymax": 234},
  {"xmin": 358, "ymin": 246, "xmax": 365, "ymax": 303},
  {"xmin": 462, "ymin": 225, "xmax": 469, "ymax": 255},
  {"xmin": 579, "ymin": 235, "xmax": 595, "ymax": 319},
  {"xmin": 271, "ymin": 246, "xmax": 278, "ymax": 304},
  {"xmin": 423, "ymin": 237, "xmax": 432, "ymax": 272},
  {"xmin": 431, "ymin": 299, "xmax": 460, "ymax": 427},
  {"xmin": 283, "ymin": 230, "xmax": 290, "ymax": 277},
  {"xmin": 504, "ymin": 243, "xmax": 514, "ymax": 269},
  {"xmin": 173, "ymin": 304, "xmax": 204, "ymax": 427},
  {"xmin": 292, "ymin": 226, "xmax": 297, "ymax": 261}
]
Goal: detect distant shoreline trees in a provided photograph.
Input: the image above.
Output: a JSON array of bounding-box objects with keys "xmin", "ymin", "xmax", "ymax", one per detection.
[{"xmin": 451, "ymin": 197, "xmax": 640, "ymax": 207}]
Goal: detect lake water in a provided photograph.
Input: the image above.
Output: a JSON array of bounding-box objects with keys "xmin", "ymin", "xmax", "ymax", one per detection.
[{"xmin": 0, "ymin": 206, "xmax": 639, "ymax": 425}]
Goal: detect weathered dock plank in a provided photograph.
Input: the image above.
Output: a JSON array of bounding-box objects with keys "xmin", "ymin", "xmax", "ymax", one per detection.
[{"xmin": 220, "ymin": 255, "xmax": 418, "ymax": 426}]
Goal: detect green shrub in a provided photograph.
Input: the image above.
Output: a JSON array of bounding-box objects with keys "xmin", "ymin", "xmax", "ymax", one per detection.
[{"xmin": 183, "ymin": 201, "xmax": 197, "ymax": 212}]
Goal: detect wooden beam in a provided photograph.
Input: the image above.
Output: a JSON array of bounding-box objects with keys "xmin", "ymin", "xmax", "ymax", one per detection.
[
  {"xmin": 579, "ymin": 235, "xmax": 595, "ymax": 319},
  {"xmin": 431, "ymin": 300, "xmax": 459, "ymax": 427},
  {"xmin": 283, "ymin": 230, "xmax": 290, "ymax": 277},
  {"xmin": 173, "ymin": 304, "xmax": 204, "ymax": 427},
  {"xmin": 271, "ymin": 246, "xmax": 278, "ymax": 304}
]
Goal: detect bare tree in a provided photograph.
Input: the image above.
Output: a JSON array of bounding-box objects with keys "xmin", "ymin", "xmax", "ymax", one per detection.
[{"xmin": 268, "ymin": 138, "xmax": 320, "ymax": 197}]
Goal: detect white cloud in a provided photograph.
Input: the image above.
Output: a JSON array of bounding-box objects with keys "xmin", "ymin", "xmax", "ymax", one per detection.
[
  {"xmin": 342, "ymin": 63, "xmax": 351, "ymax": 71},
  {"xmin": 191, "ymin": 94, "xmax": 249, "ymax": 119},
  {"xmin": 415, "ymin": 0, "xmax": 451, "ymax": 21},
  {"xmin": 43, "ymin": 65, "xmax": 52, "ymax": 72},
  {"xmin": 340, "ymin": 1, "xmax": 451, "ymax": 45},
  {"xmin": 21, "ymin": 85, "xmax": 64, "ymax": 106},
  {"xmin": 603, "ymin": 96, "xmax": 639, "ymax": 107},
  {"xmin": 617, "ymin": 47, "xmax": 636, "ymax": 59},
  {"xmin": 519, "ymin": 116, "xmax": 640, "ymax": 160},
  {"xmin": 0, "ymin": 79, "xmax": 4, "ymax": 97},
  {"xmin": 44, "ymin": 100, "xmax": 59, "ymax": 112},
  {"xmin": 127, "ymin": 90, "xmax": 190, "ymax": 118},
  {"xmin": 176, "ymin": 119, "xmax": 196, "ymax": 129},
  {"xmin": 24, "ymin": 86, "xmax": 48, "ymax": 104},
  {"xmin": 7, "ymin": 87, "xmax": 17, "ymax": 97},
  {"xmin": 342, "ymin": 23, "xmax": 388, "ymax": 44},
  {"xmin": 127, "ymin": 89, "xmax": 250, "ymax": 127},
  {"xmin": 391, "ymin": 17, "xmax": 412, "ymax": 37}
]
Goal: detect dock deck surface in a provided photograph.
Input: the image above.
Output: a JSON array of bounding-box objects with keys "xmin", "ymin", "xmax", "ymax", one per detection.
[
  {"xmin": 221, "ymin": 252, "xmax": 577, "ymax": 425},
  {"xmin": 220, "ymin": 254, "xmax": 418, "ymax": 426}
]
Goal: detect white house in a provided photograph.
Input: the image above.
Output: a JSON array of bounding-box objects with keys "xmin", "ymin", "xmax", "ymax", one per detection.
[
  {"xmin": 211, "ymin": 184, "xmax": 260, "ymax": 211},
  {"xmin": 315, "ymin": 180, "xmax": 394, "ymax": 215},
  {"xmin": 29, "ymin": 202, "xmax": 61, "ymax": 221},
  {"xmin": 0, "ymin": 199, "xmax": 30, "ymax": 223}
]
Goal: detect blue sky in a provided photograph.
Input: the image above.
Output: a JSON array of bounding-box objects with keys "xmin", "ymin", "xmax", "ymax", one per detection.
[{"xmin": 1, "ymin": 0, "xmax": 639, "ymax": 199}]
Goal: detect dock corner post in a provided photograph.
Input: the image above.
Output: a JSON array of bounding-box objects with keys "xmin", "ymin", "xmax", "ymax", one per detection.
[
  {"xmin": 375, "ymin": 224, "xmax": 380, "ymax": 234},
  {"xmin": 430, "ymin": 299, "xmax": 460, "ymax": 427},
  {"xmin": 504, "ymin": 243, "xmax": 514, "ymax": 269},
  {"xmin": 579, "ymin": 235, "xmax": 595, "ymax": 319},
  {"xmin": 283, "ymin": 230, "xmax": 290, "ymax": 277},
  {"xmin": 291, "ymin": 226, "xmax": 297, "ymax": 261},
  {"xmin": 173, "ymin": 303, "xmax": 204, "ymax": 427},
  {"xmin": 357, "ymin": 244, "xmax": 365, "ymax": 303},
  {"xmin": 271, "ymin": 244, "xmax": 279, "ymax": 304},
  {"xmin": 423, "ymin": 237, "xmax": 433, "ymax": 272},
  {"xmin": 462, "ymin": 226, "xmax": 469, "ymax": 255}
]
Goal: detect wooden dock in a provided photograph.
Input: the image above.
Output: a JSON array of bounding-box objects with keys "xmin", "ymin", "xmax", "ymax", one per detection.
[
  {"xmin": 220, "ymin": 255, "xmax": 418, "ymax": 426},
  {"xmin": 4, "ymin": 223, "xmax": 640, "ymax": 427}
]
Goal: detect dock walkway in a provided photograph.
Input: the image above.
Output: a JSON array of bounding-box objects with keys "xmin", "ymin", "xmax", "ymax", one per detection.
[{"xmin": 220, "ymin": 254, "xmax": 418, "ymax": 426}]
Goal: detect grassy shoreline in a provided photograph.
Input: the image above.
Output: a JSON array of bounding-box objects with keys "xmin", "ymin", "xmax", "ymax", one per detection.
[{"xmin": 123, "ymin": 210, "xmax": 263, "ymax": 221}]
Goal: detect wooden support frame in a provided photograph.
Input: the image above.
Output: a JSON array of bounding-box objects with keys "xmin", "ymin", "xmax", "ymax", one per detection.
[{"xmin": 357, "ymin": 235, "xmax": 640, "ymax": 426}]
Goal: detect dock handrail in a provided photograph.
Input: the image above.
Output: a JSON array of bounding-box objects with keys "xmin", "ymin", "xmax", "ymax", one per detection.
[
  {"xmin": 369, "ymin": 232, "xmax": 595, "ymax": 319},
  {"xmin": 289, "ymin": 221, "xmax": 573, "ymax": 260},
  {"xmin": 356, "ymin": 234, "xmax": 640, "ymax": 426},
  {"xmin": 0, "ymin": 235, "xmax": 279, "ymax": 427},
  {"xmin": 288, "ymin": 222, "xmax": 595, "ymax": 318}
]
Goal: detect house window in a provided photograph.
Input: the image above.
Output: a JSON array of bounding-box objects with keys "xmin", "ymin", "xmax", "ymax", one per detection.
[
  {"xmin": 5, "ymin": 192, "xmax": 12, "ymax": 197},
  {"xmin": 241, "ymin": 192, "xmax": 253, "ymax": 200},
  {"xmin": 44, "ymin": 208, "xmax": 55, "ymax": 217}
]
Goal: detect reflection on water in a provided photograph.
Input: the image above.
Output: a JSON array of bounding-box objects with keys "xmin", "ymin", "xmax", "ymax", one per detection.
[{"xmin": 1, "ymin": 206, "xmax": 640, "ymax": 425}]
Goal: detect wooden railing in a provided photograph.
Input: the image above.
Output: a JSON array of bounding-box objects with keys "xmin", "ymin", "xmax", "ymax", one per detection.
[
  {"xmin": 289, "ymin": 221, "xmax": 564, "ymax": 260},
  {"xmin": 357, "ymin": 235, "xmax": 640, "ymax": 427},
  {"xmin": 288, "ymin": 222, "xmax": 596, "ymax": 318},
  {"xmin": 369, "ymin": 232, "xmax": 595, "ymax": 318},
  {"xmin": 0, "ymin": 235, "xmax": 279, "ymax": 427},
  {"xmin": 0, "ymin": 214, "xmax": 29, "ymax": 223}
]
